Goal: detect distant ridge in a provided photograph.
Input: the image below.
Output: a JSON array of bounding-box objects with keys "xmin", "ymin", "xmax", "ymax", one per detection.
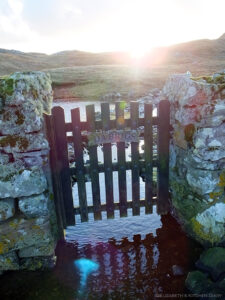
[
  {"xmin": 0, "ymin": 34, "xmax": 225, "ymax": 76},
  {"xmin": 219, "ymin": 33, "xmax": 225, "ymax": 40},
  {"xmin": 0, "ymin": 48, "xmax": 25, "ymax": 55}
]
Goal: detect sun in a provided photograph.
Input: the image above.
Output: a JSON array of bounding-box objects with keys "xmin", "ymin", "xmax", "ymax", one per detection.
[{"xmin": 130, "ymin": 48, "xmax": 146, "ymax": 60}]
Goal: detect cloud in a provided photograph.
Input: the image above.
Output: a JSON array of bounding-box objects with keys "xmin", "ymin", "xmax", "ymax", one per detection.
[
  {"xmin": 0, "ymin": 0, "xmax": 225, "ymax": 53},
  {"xmin": 0, "ymin": 0, "xmax": 37, "ymax": 47},
  {"xmin": 21, "ymin": 0, "xmax": 85, "ymax": 36}
]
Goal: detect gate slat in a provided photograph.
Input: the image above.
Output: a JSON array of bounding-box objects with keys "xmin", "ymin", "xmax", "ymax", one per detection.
[
  {"xmin": 116, "ymin": 102, "xmax": 127, "ymax": 217},
  {"xmin": 101, "ymin": 103, "xmax": 114, "ymax": 219},
  {"xmin": 44, "ymin": 114, "xmax": 65, "ymax": 235},
  {"xmin": 158, "ymin": 99, "xmax": 170, "ymax": 214},
  {"xmin": 86, "ymin": 105, "xmax": 102, "ymax": 220},
  {"xmin": 71, "ymin": 108, "xmax": 88, "ymax": 222},
  {"xmin": 130, "ymin": 101, "xmax": 140, "ymax": 216},
  {"xmin": 52, "ymin": 106, "xmax": 75, "ymax": 226},
  {"xmin": 144, "ymin": 103, "xmax": 153, "ymax": 214}
]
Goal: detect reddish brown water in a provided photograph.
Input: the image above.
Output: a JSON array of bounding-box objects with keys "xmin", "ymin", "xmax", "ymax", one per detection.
[{"xmin": 0, "ymin": 213, "xmax": 202, "ymax": 300}]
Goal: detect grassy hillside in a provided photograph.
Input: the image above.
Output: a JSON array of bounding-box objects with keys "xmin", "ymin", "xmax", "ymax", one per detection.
[{"xmin": 1, "ymin": 34, "xmax": 225, "ymax": 100}]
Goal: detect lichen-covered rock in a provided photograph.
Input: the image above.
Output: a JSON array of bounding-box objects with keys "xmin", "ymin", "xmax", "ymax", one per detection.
[
  {"xmin": 20, "ymin": 255, "xmax": 56, "ymax": 271},
  {"xmin": 0, "ymin": 71, "xmax": 57, "ymax": 274},
  {"xmin": 193, "ymin": 123, "xmax": 225, "ymax": 161},
  {"xmin": 0, "ymin": 217, "xmax": 54, "ymax": 255},
  {"xmin": 0, "ymin": 167, "xmax": 47, "ymax": 198},
  {"xmin": 0, "ymin": 72, "xmax": 53, "ymax": 114},
  {"xmin": 191, "ymin": 203, "xmax": 225, "ymax": 245},
  {"xmin": 14, "ymin": 150, "xmax": 48, "ymax": 168},
  {"xmin": 0, "ymin": 153, "xmax": 10, "ymax": 164},
  {"xmin": 0, "ymin": 198, "xmax": 15, "ymax": 221},
  {"xmin": 18, "ymin": 242, "xmax": 55, "ymax": 258},
  {"xmin": 166, "ymin": 72, "xmax": 225, "ymax": 247},
  {"xmin": 186, "ymin": 169, "xmax": 220, "ymax": 195},
  {"xmin": 19, "ymin": 193, "xmax": 49, "ymax": 218},
  {"xmin": 0, "ymin": 133, "xmax": 49, "ymax": 153},
  {"xmin": 0, "ymin": 251, "xmax": 19, "ymax": 271},
  {"xmin": 0, "ymin": 105, "xmax": 43, "ymax": 135}
]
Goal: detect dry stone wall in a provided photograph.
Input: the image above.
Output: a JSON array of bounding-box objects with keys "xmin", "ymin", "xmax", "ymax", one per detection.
[
  {"xmin": 0, "ymin": 72, "xmax": 58, "ymax": 274},
  {"xmin": 163, "ymin": 72, "xmax": 225, "ymax": 247}
]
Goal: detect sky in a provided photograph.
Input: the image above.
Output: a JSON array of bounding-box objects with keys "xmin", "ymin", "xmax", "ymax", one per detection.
[{"xmin": 0, "ymin": 0, "xmax": 225, "ymax": 55}]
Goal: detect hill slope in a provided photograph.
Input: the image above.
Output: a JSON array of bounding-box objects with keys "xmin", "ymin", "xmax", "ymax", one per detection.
[{"xmin": 1, "ymin": 35, "xmax": 225, "ymax": 100}]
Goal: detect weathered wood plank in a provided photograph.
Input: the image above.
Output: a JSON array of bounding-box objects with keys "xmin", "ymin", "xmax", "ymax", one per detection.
[
  {"xmin": 158, "ymin": 99, "xmax": 170, "ymax": 214},
  {"xmin": 65, "ymin": 117, "xmax": 159, "ymax": 132},
  {"xmin": 116, "ymin": 102, "xmax": 127, "ymax": 217},
  {"xmin": 144, "ymin": 103, "xmax": 153, "ymax": 214},
  {"xmin": 86, "ymin": 105, "xmax": 102, "ymax": 220},
  {"xmin": 44, "ymin": 114, "xmax": 65, "ymax": 236},
  {"xmin": 101, "ymin": 103, "xmax": 114, "ymax": 219},
  {"xmin": 71, "ymin": 108, "xmax": 88, "ymax": 222},
  {"xmin": 52, "ymin": 106, "xmax": 75, "ymax": 226},
  {"xmin": 73, "ymin": 198, "xmax": 157, "ymax": 214},
  {"xmin": 70, "ymin": 160, "xmax": 158, "ymax": 175},
  {"xmin": 130, "ymin": 102, "xmax": 140, "ymax": 216}
]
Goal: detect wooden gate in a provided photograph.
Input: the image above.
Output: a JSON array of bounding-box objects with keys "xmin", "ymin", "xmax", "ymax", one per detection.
[{"xmin": 45, "ymin": 100, "xmax": 170, "ymax": 228}]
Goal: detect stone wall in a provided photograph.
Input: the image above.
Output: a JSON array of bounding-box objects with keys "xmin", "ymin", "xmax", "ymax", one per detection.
[
  {"xmin": 163, "ymin": 72, "xmax": 225, "ymax": 247},
  {"xmin": 0, "ymin": 72, "xmax": 58, "ymax": 274}
]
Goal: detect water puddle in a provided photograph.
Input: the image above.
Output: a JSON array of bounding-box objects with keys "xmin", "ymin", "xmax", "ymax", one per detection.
[{"xmin": 0, "ymin": 213, "xmax": 202, "ymax": 300}]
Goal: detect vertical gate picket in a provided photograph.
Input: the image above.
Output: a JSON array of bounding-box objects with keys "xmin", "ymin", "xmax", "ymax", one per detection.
[
  {"xmin": 116, "ymin": 102, "xmax": 127, "ymax": 217},
  {"xmin": 144, "ymin": 103, "xmax": 153, "ymax": 214},
  {"xmin": 71, "ymin": 108, "xmax": 88, "ymax": 222},
  {"xmin": 101, "ymin": 103, "xmax": 114, "ymax": 219},
  {"xmin": 130, "ymin": 101, "xmax": 140, "ymax": 216},
  {"xmin": 158, "ymin": 99, "xmax": 170, "ymax": 214},
  {"xmin": 45, "ymin": 114, "xmax": 65, "ymax": 235},
  {"xmin": 86, "ymin": 105, "xmax": 102, "ymax": 220},
  {"xmin": 52, "ymin": 106, "xmax": 75, "ymax": 226}
]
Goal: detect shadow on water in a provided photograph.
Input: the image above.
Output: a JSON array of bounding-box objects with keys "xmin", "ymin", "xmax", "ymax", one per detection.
[{"xmin": 0, "ymin": 213, "xmax": 203, "ymax": 300}]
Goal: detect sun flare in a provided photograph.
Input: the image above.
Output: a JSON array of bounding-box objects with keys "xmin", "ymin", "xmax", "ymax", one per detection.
[{"xmin": 130, "ymin": 48, "xmax": 146, "ymax": 59}]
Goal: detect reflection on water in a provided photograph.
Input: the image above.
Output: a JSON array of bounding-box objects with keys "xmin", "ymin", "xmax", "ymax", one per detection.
[
  {"xmin": 66, "ymin": 206, "xmax": 161, "ymax": 243},
  {"xmin": 0, "ymin": 214, "xmax": 202, "ymax": 300}
]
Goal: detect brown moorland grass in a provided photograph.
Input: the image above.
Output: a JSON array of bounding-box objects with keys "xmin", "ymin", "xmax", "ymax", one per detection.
[{"xmin": 1, "ymin": 35, "xmax": 225, "ymax": 100}]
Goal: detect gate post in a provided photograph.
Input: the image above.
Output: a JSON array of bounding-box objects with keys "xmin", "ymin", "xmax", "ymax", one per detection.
[{"xmin": 157, "ymin": 99, "xmax": 170, "ymax": 214}]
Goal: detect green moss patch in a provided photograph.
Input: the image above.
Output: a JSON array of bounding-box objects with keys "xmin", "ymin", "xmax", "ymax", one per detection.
[
  {"xmin": 0, "ymin": 76, "xmax": 14, "ymax": 109},
  {"xmin": 170, "ymin": 180, "xmax": 208, "ymax": 220}
]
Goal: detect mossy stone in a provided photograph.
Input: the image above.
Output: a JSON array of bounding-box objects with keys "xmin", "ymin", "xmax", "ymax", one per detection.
[
  {"xmin": 185, "ymin": 270, "xmax": 214, "ymax": 294},
  {"xmin": 196, "ymin": 247, "xmax": 225, "ymax": 281}
]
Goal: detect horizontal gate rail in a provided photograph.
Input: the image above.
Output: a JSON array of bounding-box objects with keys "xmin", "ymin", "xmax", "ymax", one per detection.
[
  {"xmin": 73, "ymin": 199, "xmax": 157, "ymax": 215},
  {"xmin": 70, "ymin": 160, "xmax": 159, "ymax": 175},
  {"xmin": 64, "ymin": 117, "xmax": 159, "ymax": 132}
]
